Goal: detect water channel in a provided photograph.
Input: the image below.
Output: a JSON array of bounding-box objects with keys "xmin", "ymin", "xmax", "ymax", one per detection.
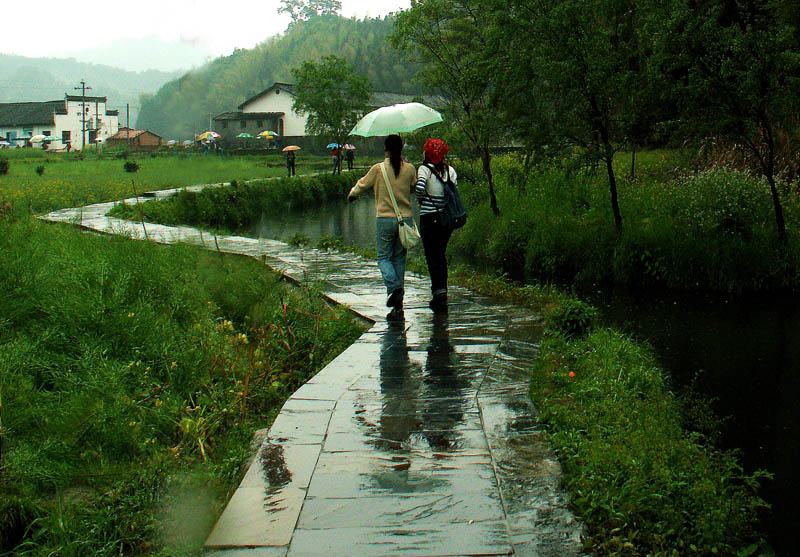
[{"xmin": 252, "ymin": 196, "xmax": 797, "ymax": 554}]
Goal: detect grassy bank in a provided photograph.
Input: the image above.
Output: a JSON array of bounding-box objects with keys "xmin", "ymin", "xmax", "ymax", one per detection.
[
  {"xmin": 0, "ymin": 149, "xmax": 336, "ymax": 215},
  {"xmin": 0, "ymin": 216, "xmax": 364, "ymax": 554},
  {"xmin": 455, "ymin": 151, "xmax": 800, "ymax": 293},
  {"xmin": 108, "ymin": 172, "xmax": 360, "ymax": 231}
]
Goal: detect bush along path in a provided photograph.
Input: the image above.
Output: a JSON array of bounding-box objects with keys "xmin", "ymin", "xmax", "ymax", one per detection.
[{"xmin": 41, "ymin": 189, "xmax": 584, "ymax": 555}]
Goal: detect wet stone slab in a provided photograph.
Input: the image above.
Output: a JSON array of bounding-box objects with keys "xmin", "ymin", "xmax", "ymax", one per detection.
[{"xmin": 41, "ymin": 187, "xmax": 583, "ymax": 555}]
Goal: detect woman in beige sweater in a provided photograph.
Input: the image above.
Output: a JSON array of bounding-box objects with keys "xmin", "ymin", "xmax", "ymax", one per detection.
[{"xmin": 347, "ymin": 134, "xmax": 416, "ymax": 319}]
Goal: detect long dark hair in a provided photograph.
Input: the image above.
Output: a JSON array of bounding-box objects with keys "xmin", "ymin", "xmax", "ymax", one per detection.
[{"xmin": 384, "ymin": 134, "xmax": 403, "ymax": 177}]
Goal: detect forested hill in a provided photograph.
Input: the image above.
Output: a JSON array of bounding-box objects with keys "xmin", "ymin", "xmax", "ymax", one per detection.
[
  {"xmin": 0, "ymin": 54, "xmax": 180, "ymax": 126},
  {"xmin": 136, "ymin": 15, "xmax": 423, "ymax": 139}
]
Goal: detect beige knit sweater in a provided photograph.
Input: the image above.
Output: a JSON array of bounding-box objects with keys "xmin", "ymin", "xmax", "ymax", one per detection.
[{"xmin": 348, "ymin": 159, "xmax": 416, "ymax": 218}]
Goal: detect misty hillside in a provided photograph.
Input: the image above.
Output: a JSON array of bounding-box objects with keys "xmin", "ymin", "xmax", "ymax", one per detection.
[
  {"xmin": 69, "ymin": 35, "xmax": 214, "ymax": 73},
  {"xmin": 0, "ymin": 54, "xmax": 182, "ymax": 125},
  {"xmin": 137, "ymin": 15, "xmax": 424, "ymax": 139}
]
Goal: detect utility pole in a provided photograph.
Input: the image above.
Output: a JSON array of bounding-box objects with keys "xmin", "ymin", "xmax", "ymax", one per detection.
[
  {"xmin": 127, "ymin": 103, "xmax": 130, "ymax": 149},
  {"xmin": 74, "ymin": 79, "xmax": 91, "ymax": 150}
]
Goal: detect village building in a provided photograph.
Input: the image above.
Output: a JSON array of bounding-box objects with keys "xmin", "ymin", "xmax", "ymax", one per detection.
[
  {"xmin": 212, "ymin": 82, "xmax": 443, "ymax": 140},
  {"xmin": 105, "ymin": 127, "xmax": 162, "ymax": 150},
  {"xmin": 0, "ymin": 95, "xmax": 119, "ymax": 151}
]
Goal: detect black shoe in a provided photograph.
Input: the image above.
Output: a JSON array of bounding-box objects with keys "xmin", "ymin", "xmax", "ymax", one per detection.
[
  {"xmin": 386, "ymin": 307, "xmax": 405, "ymax": 322},
  {"xmin": 387, "ymin": 288, "xmax": 404, "ymax": 308},
  {"xmin": 429, "ymin": 291, "xmax": 448, "ymax": 311}
]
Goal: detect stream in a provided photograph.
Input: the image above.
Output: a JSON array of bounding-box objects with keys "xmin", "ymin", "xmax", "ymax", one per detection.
[{"xmin": 252, "ymin": 196, "xmax": 797, "ymax": 554}]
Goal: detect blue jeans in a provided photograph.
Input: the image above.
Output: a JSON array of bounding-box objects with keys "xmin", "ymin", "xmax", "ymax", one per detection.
[{"xmin": 376, "ymin": 217, "xmax": 410, "ymax": 294}]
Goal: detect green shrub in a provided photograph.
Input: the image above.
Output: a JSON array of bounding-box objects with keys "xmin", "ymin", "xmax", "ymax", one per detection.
[
  {"xmin": 0, "ymin": 158, "xmax": 9, "ymax": 175},
  {"xmin": 123, "ymin": 161, "xmax": 139, "ymax": 173},
  {"xmin": 543, "ymin": 298, "xmax": 598, "ymax": 338},
  {"xmin": 34, "ymin": 165, "xmax": 44, "ymax": 176}
]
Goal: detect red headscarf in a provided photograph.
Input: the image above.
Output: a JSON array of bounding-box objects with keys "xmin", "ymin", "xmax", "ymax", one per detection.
[{"xmin": 423, "ymin": 138, "xmax": 449, "ymax": 164}]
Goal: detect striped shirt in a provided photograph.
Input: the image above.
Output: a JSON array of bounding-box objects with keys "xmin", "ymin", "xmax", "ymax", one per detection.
[{"xmin": 415, "ymin": 164, "xmax": 458, "ymax": 215}]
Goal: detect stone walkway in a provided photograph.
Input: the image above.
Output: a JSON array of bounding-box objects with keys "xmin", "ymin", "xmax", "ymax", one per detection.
[{"xmin": 42, "ymin": 186, "xmax": 583, "ymax": 556}]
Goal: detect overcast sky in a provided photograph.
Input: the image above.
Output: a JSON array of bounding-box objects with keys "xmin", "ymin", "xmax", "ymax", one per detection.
[{"xmin": 2, "ymin": 0, "xmax": 411, "ymax": 59}]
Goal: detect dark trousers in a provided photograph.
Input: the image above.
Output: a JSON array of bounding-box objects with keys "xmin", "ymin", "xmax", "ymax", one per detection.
[
  {"xmin": 420, "ymin": 212, "xmax": 453, "ymax": 295},
  {"xmin": 287, "ymin": 162, "xmax": 295, "ymax": 176}
]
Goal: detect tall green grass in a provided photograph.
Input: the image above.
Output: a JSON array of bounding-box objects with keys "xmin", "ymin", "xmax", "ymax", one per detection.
[
  {"xmin": 454, "ymin": 151, "xmax": 800, "ymax": 293},
  {"xmin": 0, "ymin": 216, "xmax": 364, "ymax": 554},
  {"xmin": 533, "ymin": 322, "xmax": 769, "ymax": 554},
  {"xmin": 108, "ymin": 173, "xmax": 360, "ymax": 232}
]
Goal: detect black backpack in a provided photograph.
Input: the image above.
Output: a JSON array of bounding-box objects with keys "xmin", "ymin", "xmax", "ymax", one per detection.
[{"xmin": 426, "ymin": 164, "xmax": 467, "ymax": 230}]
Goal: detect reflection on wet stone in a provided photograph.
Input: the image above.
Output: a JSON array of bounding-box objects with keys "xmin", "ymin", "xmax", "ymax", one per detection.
[{"xmin": 41, "ymin": 190, "xmax": 583, "ymax": 555}]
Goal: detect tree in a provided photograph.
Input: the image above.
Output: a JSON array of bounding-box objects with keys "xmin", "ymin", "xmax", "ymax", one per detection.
[
  {"xmin": 495, "ymin": 0, "xmax": 656, "ymax": 233},
  {"xmin": 279, "ymin": 0, "xmax": 342, "ymax": 24},
  {"xmin": 291, "ymin": 55, "xmax": 372, "ymax": 173},
  {"xmin": 650, "ymin": 0, "xmax": 800, "ymax": 243},
  {"xmin": 392, "ymin": 0, "xmax": 502, "ymax": 215}
]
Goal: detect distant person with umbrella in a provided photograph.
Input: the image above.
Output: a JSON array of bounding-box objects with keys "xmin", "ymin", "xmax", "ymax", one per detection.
[
  {"xmin": 345, "ymin": 147, "xmax": 355, "ymax": 170},
  {"xmin": 347, "ymin": 134, "xmax": 416, "ymax": 320},
  {"xmin": 286, "ymin": 149, "xmax": 296, "ymax": 177}
]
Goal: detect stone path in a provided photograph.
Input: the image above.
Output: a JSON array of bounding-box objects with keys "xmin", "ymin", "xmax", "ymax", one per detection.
[{"xmin": 42, "ymin": 185, "xmax": 583, "ymax": 556}]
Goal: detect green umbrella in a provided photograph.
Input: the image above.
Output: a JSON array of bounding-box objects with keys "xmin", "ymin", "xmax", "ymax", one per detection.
[
  {"xmin": 237, "ymin": 133, "xmax": 254, "ymax": 139},
  {"xmin": 350, "ymin": 102, "xmax": 442, "ymax": 137},
  {"xmin": 43, "ymin": 135, "xmax": 60, "ymax": 141}
]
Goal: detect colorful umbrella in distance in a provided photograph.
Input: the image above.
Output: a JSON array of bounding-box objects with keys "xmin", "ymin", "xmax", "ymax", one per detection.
[
  {"xmin": 256, "ymin": 131, "xmax": 273, "ymax": 139},
  {"xmin": 282, "ymin": 145, "xmax": 301, "ymax": 152},
  {"xmin": 326, "ymin": 143, "xmax": 340, "ymax": 149},
  {"xmin": 197, "ymin": 131, "xmax": 220, "ymax": 140},
  {"xmin": 183, "ymin": 140, "xmax": 193, "ymax": 146},
  {"xmin": 262, "ymin": 130, "xmax": 279, "ymax": 136},
  {"xmin": 43, "ymin": 135, "xmax": 59, "ymax": 141},
  {"xmin": 343, "ymin": 144, "xmax": 356, "ymax": 150},
  {"xmin": 29, "ymin": 134, "xmax": 46, "ymax": 142},
  {"xmin": 167, "ymin": 139, "xmax": 177, "ymax": 146},
  {"xmin": 237, "ymin": 133, "xmax": 254, "ymax": 139},
  {"xmin": 350, "ymin": 102, "xmax": 442, "ymax": 137}
]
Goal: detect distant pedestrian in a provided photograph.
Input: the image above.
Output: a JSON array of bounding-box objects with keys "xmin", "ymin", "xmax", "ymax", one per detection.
[
  {"xmin": 345, "ymin": 148, "xmax": 354, "ymax": 170},
  {"xmin": 415, "ymin": 138, "xmax": 457, "ymax": 311},
  {"xmin": 66, "ymin": 141, "xmax": 71, "ymax": 153},
  {"xmin": 331, "ymin": 147, "xmax": 340, "ymax": 173},
  {"xmin": 286, "ymin": 150, "xmax": 296, "ymax": 177},
  {"xmin": 347, "ymin": 134, "xmax": 416, "ymax": 321}
]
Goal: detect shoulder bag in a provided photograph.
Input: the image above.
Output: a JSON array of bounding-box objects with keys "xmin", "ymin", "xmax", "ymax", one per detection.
[{"xmin": 380, "ymin": 162, "xmax": 421, "ymax": 250}]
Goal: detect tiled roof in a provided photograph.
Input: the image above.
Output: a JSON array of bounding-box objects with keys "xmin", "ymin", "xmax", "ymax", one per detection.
[
  {"xmin": 0, "ymin": 100, "xmax": 66, "ymax": 126},
  {"xmin": 65, "ymin": 95, "xmax": 108, "ymax": 103},
  {"xmin": 238, "ymin": 83, "xmax": 297, "ymax": 110},
  {"xmin": 107, "ymin": 129, "xmax": 162, "ymax": 140},
  {"xmin": 213, "ymin": 111, "xmax": 284, "ymax": 121}
]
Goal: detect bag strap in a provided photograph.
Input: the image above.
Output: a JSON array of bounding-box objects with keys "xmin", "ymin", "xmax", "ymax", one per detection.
[{"xmin": 380, "ymin": 161, "xmax": 404, "ymax": 224}]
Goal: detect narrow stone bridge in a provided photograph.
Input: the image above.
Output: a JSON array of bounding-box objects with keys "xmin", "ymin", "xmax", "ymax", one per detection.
[{"xmin": 42, "ymin": 185, "xmax": 583, "ymax": 556}]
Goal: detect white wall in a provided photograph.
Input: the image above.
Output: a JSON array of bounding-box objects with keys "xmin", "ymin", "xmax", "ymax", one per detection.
[
  {"xmin": 0, "ymin": 100, "xmax": 119, "ymax": 151},
  {"xmin": 243, "ymin": 88, "xmax": 308, "ymax": 137}
]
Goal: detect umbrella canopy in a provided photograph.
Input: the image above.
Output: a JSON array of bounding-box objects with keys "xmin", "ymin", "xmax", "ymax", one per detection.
[
  {"xmin": 167, "ymin": 139, "xmax": 177, "ymax": 146},
  {"xmin": 350, "ymin": 102, "xmax": 442, "ymax": 137},
  {"xmin": 326, "ymin": 143, "xmax": 340, "ymax": 149},
  {"xmin": 343, "ymin": 144, "xmax": 356, "ymax": 150},
  {"xmin": 256, "ymin": 131, "xmax": 273, "ymax": 139},
  {"xmin": 43, "ymin": 135, "xmax": 60, "ymax": 141},
  {"xmin": 183, "ymin": 140, "xmax": 193, "ymax": 146},
  {"xmin": 29, "ymin": 134, "xmax": 46, "ymax": 142},
  {"xmin": 0, "ymin": 141, "xmax": 9, "ymax": 146},
  {"xmin": 262, "ymin": 130, "xmax": 279, "ymax": 136},
  {"xmin": 197, "ymin": 131, "xmax": 220, "ymax": 140},
  {"xmin": 282, "ymin": 145, "xmax": 301, "ymax": 152},
  {"xmin": 237, "ymin": 133, "xmax": 254, "ymax": 139}
]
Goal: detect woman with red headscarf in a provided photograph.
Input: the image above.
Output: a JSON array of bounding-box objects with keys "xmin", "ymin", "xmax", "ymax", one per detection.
[{"xmin": 415, "ymin": 138, "xmax": 457, "ymax": 311}]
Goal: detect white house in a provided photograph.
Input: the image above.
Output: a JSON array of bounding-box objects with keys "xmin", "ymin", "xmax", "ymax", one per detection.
[
  {"xmin": 0, "ymin": 95, "xmax": 119, "ymax": 151},
  {"xmin": 213, "ymin": 82, "xmax": 443, "ymax": 138}
]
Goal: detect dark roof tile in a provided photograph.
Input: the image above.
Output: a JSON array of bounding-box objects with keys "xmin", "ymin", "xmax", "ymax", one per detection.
[{"xmin": 0, "ymin": 100, "xmax": 65, "ymax": 126}]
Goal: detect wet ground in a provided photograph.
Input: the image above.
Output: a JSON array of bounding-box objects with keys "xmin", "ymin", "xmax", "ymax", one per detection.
[{"xmin": 42, "ymin": 186, "xmax": 583, "ymax": 556}]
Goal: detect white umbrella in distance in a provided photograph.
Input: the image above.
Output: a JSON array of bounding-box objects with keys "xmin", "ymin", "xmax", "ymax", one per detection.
[{"xmin": 350, "ymin": 102, "xmax": 442, "ymax": 137}]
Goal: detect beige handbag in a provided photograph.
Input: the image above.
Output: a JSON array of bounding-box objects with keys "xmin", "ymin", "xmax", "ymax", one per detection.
[{"xmin": 380, "ymin": 162, "xmax": 421, "ymax": 249}]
